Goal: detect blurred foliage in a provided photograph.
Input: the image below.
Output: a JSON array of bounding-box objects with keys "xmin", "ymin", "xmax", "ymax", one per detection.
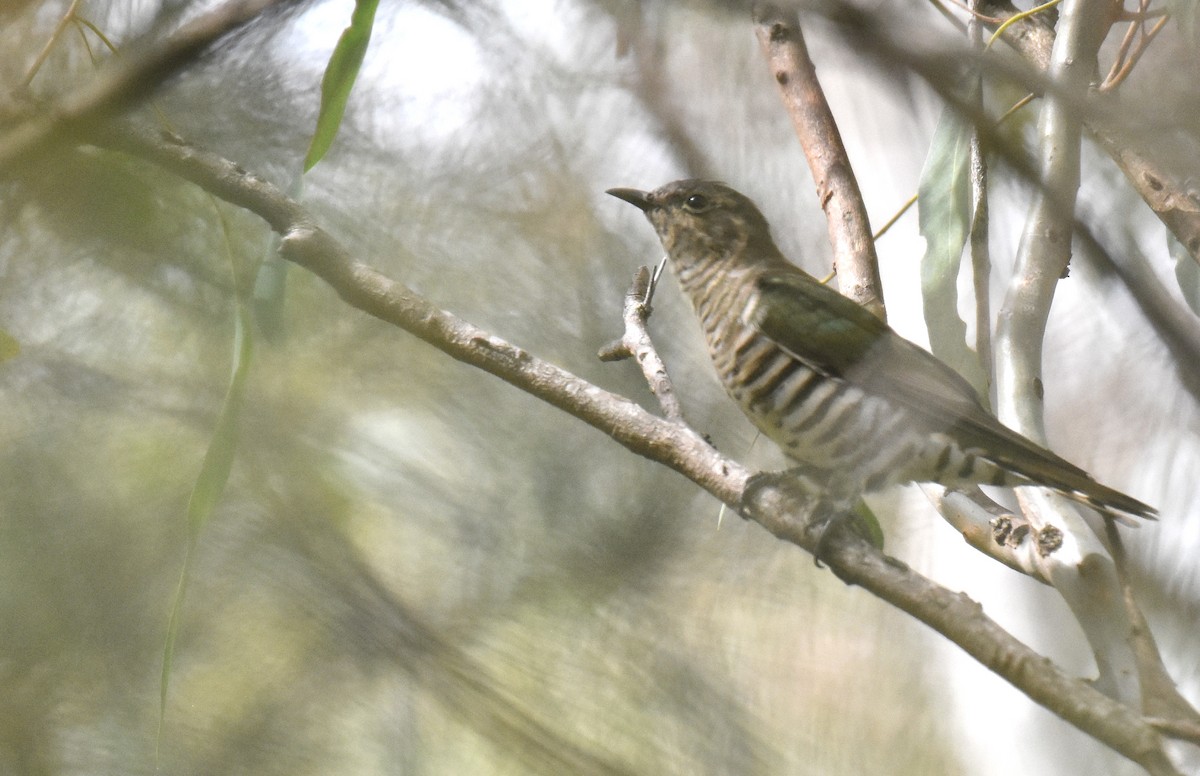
[
  {"xmin": 917, "ymin": 103, "xmax": 986, "ymax": 394},
  {"xmin": 0, "ymin": 1, "xmax": 1197, "ymax": 775}
]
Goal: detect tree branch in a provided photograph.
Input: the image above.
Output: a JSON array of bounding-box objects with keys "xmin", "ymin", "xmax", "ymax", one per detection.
[
  {"xmin": 752, "ymin": 3, "xmax": 886, "ymax": 320},
  {"xmin": 994, "ymin": 0, "xmax": 1100, "ymax": 453},
  {"xmin": 814, "ymin": 0, "xmax": 1199, "ymax": 733},
  {"xmin": 919, "ymin": 484, "xmax": 1052, "ymax": 583},
  {"xmin": 980, "ymin": 0, "xmax": 1200, "ymax": 265},
  {"xmin": 71, "ymin": 121, "xmax": 1184, "ymax": 773},
  {"xmin": 741, "ymin": 478, "xmax": 1178, "ymax": 776},
  {"xmin": 597, "ymin": 264, "xmax": 684, "ymax": 421},
  {"xmin": 0, "ymin": 0, "xmax": 293, "ymax": 168},
  {"xmin": 812, "ymin": 5, "xmax": 1200, "ymax": 400},
  {"xmin": 991, "ymin": 0, "xmax": 1146, "ymax": 709}
]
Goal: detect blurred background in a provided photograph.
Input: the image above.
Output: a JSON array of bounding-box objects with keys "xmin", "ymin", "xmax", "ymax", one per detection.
[{"xmin": 0, "ymin": 1, "xmax": 1197, "ymax": 774}]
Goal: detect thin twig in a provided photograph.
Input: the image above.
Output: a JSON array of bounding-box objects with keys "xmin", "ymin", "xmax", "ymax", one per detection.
[
  {"xmin": 987, "ymin": 0, "xmax": 1063, "ymax": 49},
  {"xmin": 872, "ymin": 193, "xmax": 916, "ymax": 241},
  {"xmin": 969, "ymin": 131, "xmax": 992, "ymax": 386},
  {"xmin": 1100, "ymin": 15, "xmax": 1169, "ymax": 91},
  {"xmin": 752, "ymin": 3, "xmax": 886, "ymax": 321},
  {"xmin": 72, "ymin": 15, "xmax": 120, "ymax": 55},
  {"xmin": 1147, "ymin": 717, "xmax": 1200, "ymax": 746},
  {"xmin": 995, "ymin": 92, "xmax": 1036, "ymax": 124},
  {"xmin": 1104, "ymin": 0, "xmax": 1149, "ymax": 86},
  {"xmin": 72, "ymin": 16, "xmax": 99, "ymax": 63},
  {"xmin": 598, "ymin": 263, "xmax": 685, "ymax": 421},
  {"xmin": 20, "ymin": 0, "xmax": 84, "ymax": 89}
]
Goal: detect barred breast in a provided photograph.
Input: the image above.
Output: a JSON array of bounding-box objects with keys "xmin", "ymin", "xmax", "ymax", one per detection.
[{"xmin": 679, "ymin": 262, "xmax": 1017, "ymax": 500}]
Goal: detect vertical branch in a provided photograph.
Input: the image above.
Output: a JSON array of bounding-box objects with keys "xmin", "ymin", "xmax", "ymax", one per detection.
[
  {"xmin": 992, "ymin": 0, "xmax": 1144, "ymax": 707},
  {"xmin": 752, "ymin": 3, "xmax": 886, "ymax": 321},
  {"xmin": 994, "ymin": 0, "xmax": 1108, "ymax": 442}
]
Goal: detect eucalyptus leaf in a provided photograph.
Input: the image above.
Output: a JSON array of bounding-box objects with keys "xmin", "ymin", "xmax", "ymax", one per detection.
[
  {"xmin": 917, "ymin": 106, "xmax": 987, "ymax": 395},
  {"xmin": 304, "ymin": 0, "xmax": 379, "ymax": 171}
]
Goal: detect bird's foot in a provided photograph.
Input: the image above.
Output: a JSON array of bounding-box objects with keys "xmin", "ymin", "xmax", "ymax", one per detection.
[
  {"xmin": 742, "ymin": 470, "xmax": 849, "ymax": 567},
  {"xmin": 809, "ymin": 510, "xmax": 841, "ymax": 568}
]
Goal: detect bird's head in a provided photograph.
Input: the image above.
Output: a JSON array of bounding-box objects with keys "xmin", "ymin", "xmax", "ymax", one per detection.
[{"xmin": 606, "ymin": 179, "xmax": 778, "ymax": 267}]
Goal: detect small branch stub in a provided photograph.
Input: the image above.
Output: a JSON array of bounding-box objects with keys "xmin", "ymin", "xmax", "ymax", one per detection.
[{"xmin": 599, "ymin": 263, "xmax": 684, "ymax": 421}]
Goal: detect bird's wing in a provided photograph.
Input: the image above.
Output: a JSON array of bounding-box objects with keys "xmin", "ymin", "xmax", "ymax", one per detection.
[
  {"xmin": 748, "ymin": 268, "xmax": 986, "ymax": 423},
  {"xmin": 748, "ymin": 269, "xmax": 1155, "ymax": 517}
]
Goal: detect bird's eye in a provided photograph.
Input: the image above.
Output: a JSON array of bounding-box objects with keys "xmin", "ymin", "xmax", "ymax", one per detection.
[{"xmin": 684, "ymin": 194, "xmax": 710, "ymax": 211}]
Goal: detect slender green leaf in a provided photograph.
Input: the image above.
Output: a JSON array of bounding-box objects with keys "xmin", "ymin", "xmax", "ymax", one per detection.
[
  {"xmin": 917, "ymin": 106, "xmax": 987, "ymax": 395},
  {"xmin": 303, "ymin": 0, "xmax": 379, "ymax": 171},
  {"xmin": 159, "ymin": 313, "xmax": 251, "ymax": 739},
  {"xmin": 0, "ymin": 329, "xmax": 19, "ymax": 362},
  {"xmin": 853, "ymin": 499, "xmax": 885, "ymax": 549},
  {"xmin": 252, "ymin": 174, "xmax": 304, "ymax": 341},
  {"xmin": 159, "ymin": 206, "xmax": 255, "ymax": 751},
  {"xmin": 185, "ymin": 314, "xmax": 253, "ymax": 535}
]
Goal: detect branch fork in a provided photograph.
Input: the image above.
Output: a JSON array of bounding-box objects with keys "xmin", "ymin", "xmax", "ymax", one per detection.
[{"xmin": 598, "ymin": 260, "xmax": 683, "ymax": 421}]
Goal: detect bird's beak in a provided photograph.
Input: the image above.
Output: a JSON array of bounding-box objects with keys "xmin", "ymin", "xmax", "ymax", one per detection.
[{"xmin": 606, "ymin": 187, "xmax": 653, "ymax": 212}]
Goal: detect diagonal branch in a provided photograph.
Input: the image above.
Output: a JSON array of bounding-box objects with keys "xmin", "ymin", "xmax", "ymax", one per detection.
[
  {"xmin": 72, "ymin": 121, "xmax": 1182, "ymax": 774},
  {"xmin": 0, "ymin": 0, "xmax": 293, "ymax": 168},
  {"xmin": 752, "ymin": 3, "xmax": 886, "ymax": 321}
]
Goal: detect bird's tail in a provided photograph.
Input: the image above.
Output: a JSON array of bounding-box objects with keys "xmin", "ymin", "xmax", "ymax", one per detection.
[{"xmin": 1000, "ymin": 461, "xmax": 1157, "ymax": 525}]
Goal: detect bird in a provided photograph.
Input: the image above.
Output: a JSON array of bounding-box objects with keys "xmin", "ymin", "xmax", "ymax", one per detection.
[{"xmin": 606, "ymin": 179, "xmax": 1155, "ymax": 522}]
